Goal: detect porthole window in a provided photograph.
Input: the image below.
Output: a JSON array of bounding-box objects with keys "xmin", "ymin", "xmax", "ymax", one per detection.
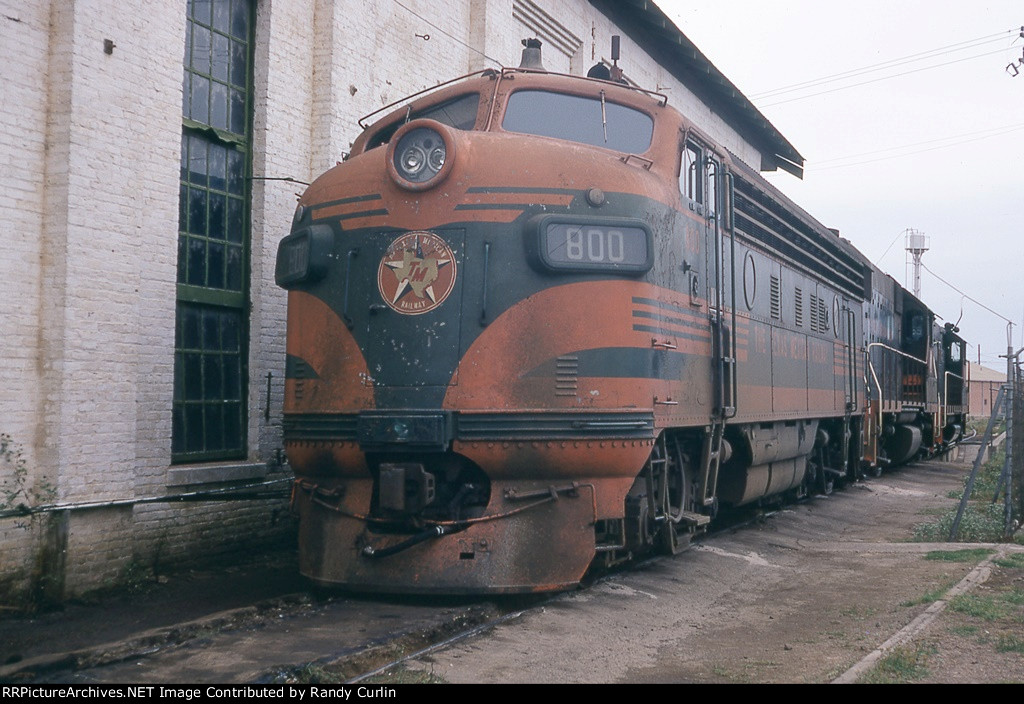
[{"xmin": 743, "ymin": 252, "xmax": 756, "ymax": 310}]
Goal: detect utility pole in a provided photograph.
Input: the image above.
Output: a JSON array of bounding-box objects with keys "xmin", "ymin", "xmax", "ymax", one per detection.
[
  {"xmin": 1007, "ymin": 30, "xmax": 1024, "ymax": 76},
  {"xmin": 1016, "ymin": 358, "xmax": 1024, "ymax": 524},
  {"xmin": 999, "ymin": 325, "xmax": 1022, "ymax": 539},
  {"xmin": 905, "ymin": 229, "xmax": 929, "ymax": 299}
]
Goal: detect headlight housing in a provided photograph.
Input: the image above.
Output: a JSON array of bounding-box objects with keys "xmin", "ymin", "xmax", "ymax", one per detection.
[
  {"xmin": 386, "ymin": 119, "xmax": 456, "ymax": 191},
  {"xmin": 275, "ymin": 224, "xmax": 333, "ymax": 288}
]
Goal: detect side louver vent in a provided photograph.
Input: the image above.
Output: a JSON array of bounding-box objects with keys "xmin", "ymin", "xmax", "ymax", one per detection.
[{"xmin": 770, "ymin": 275, "xmax": 781, "ymax": 320}]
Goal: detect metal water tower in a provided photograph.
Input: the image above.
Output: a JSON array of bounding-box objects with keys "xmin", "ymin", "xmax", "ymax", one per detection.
[{"xmin": 905, "ymin": 229, "xmax": 930, "ymax": 298}]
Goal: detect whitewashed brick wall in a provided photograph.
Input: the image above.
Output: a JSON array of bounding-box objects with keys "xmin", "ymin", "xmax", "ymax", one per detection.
[
  {"xmin": 300, "ymin": 0, "xmax": 763, "ymax": 172},
  {"xmin": 0, "ymin": 0, "xmax": 52, "ymax": 597}
]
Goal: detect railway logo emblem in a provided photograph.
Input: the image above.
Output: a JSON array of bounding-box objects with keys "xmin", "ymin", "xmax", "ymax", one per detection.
[{"xmin": 377, "ymin": 231, "xmax": 456, "ymax": 315}]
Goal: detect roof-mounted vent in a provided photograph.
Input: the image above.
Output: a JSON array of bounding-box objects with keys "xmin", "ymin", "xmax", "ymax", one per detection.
[{"xmin": 519, "ymin": 38, "xmax": 545, "ymax": 70}]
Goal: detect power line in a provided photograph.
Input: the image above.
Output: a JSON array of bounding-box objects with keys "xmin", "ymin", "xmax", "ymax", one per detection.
[
  {"xmin": 391, "ymin": 0, "xmax": 504, "ymax": 68},
  {"xmin": 809, "ymin": 123, "xmax": 1024, "ymax": 171},
  {"xmin": 813, "ymin": 121, "xmax": 1024, "ymax": 166},
  {"xmin": 921, "ymin": 262, "xmax": 1012, "ymax": 324},
  {"xmin": 760, "ymin": 46, "xmax": 1013, "ymax": 107},
  {"xmin": 875, "ymin": 228, "xmax": 908, "ymax": 266},
  {"xmin": 751, "ymin": 29, "xmax": 1018, "ymax": 99}
]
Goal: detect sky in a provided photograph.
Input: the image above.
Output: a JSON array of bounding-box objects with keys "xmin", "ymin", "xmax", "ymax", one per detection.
[{"xmin": 660, "ymin": 1, "xmax": 1024, "ymax": 373}]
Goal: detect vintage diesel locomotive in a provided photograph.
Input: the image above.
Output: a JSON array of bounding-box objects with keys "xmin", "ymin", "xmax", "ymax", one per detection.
[{"xmin": 276, "ymin": 43, "xmax": 968, "ymax": 593}]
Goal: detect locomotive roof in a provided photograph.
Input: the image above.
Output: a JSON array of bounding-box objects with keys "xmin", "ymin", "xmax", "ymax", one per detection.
[
  {"xmin": 352, "ymin": 69, "xmax": 669, "ymax": 156},
  {"xmin": 355, "ymin": 1, "xmax": 804, "ymax": 179}
]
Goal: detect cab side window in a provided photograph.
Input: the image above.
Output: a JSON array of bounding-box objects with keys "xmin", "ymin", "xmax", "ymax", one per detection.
[
  {"xmin": 680, "ymin": 142, "xmax": 702, "ymax": 205},
  {"xmin": 706, "ymin": 157, "xmax": 718, "ymax": 217}
]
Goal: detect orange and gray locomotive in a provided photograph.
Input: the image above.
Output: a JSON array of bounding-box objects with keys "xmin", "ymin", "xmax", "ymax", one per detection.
[{"xmin": 276, "ymin": 43, "xmax": 968, "ymax": 593}]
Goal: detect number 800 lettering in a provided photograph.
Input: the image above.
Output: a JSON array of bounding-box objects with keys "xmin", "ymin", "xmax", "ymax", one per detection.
[{"xmin": 564, "ymin": 227, "xmax": 626, "ymax": 263}]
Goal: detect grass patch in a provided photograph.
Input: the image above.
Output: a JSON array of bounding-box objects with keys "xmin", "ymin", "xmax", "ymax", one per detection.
[
  {"xmin": 913, "ymin": 442, "xmax": 1020, "ymax": 542},
  {"xmin": 291, "ymin": 662, "xmax": 447, "ymax": 685},
  {"xmin": 924, "ymin": 548, "xmax": 995, "ymax": 562},
  {"xmin": 901, "ymin": 581, "xmax": 956, "ymax": 607},
  {"xmin": 996, "ymin": 634, "xmax": 1024, "ymax": 653},
  {"xmin": 913, "ymin": 502, "xmax": 1006, "ymax": 542},
  {"xmin": 965, "ymin": 449, "xmax": 1004, "ymax": 502},
  {"xmin": 710, "ymin": 664, "xmax": 749, "ymax": 683},
  {"xmin": 291, "ymin": 664, "xmax": 345, "ymax": 684},
  {"xmin": 362, "ymin": 665, "xmax": 447, "ymax": 684},
  {"xmin": 950, "ymin": 594, "xmax": 1013, "ymax": 621},
  {"xmin": 947, "ymin": 624, "xmax": 979, "ymax": 636},
  {"xmin": 994, "ymin": 553, "xmax": 1024, "ymax": 569},
  {"xmin": 859, "ymin": 643, "xmax": 935, "ymax": 684}
]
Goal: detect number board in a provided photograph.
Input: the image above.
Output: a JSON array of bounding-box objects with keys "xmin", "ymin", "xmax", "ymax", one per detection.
[{"xmin": 534, "ymin": 216, "xmax": 652, "ymax": 274}]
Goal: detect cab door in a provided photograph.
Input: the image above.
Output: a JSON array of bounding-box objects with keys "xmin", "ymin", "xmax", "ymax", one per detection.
[{"xmin": 683, "ymin": 136, "xmax": 733, "ymax": 418}]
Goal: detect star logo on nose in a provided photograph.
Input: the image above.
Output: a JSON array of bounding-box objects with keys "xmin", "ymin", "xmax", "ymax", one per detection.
[{"xmin": 377, "ymin": 232, "xmax": 456, "ymax": 315}]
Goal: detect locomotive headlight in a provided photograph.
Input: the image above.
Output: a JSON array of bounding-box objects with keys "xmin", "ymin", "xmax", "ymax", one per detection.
[
  {"xmin": 427, "ymin": 147, "xmax": 445, "ymax": 171},
  {"xmin": 394, "ymin": 129, "xmax": 442, "ymax": 181},
  {"xmin": 292, "ymin": 203, "xmax": 309, "ymax": 229},
  {"xmin": 399, "ymin": 145, "xmax": 427, "ymax": 176},
  {"xmin": 386, "ymin": 119, "xmax": 456, "ymax": 191}
]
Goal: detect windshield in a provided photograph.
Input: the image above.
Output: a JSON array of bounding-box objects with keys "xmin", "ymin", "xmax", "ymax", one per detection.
[
  {"xmin": 502, "ymin": 90, "xmax": 653, "ymax": 154},
  {"xmin": 366, "ymin": 93, "xmax": 480, "ymax": 149}
]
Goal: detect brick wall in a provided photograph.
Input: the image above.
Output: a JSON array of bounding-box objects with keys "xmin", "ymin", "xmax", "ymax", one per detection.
[{"xmin": 0, "ymin": 0, "xmax": 52, "ymax": 598}]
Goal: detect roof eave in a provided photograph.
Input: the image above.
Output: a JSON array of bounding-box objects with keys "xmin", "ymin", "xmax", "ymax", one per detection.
[{"xmin": 589, "ymin": 0, "xmax": 804, "ymax": 178}]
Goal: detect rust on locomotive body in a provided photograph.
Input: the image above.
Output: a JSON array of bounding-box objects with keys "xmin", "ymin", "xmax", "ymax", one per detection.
[{"xmin": 276, "ymin": 40, "xmax": 968, "ymax": 594}]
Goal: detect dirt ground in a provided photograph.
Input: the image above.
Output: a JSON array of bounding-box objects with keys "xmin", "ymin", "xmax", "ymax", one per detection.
[
  {"xmin": 913, "ymin": 559, "xmax": 1024, "ymax": 684},
  {"xmin": 395, "ymin": 459, "xmax": 1024, "ymax": 684},
  {"xmin": 3, "ymin": 448, "xmax": 1021, "ymax": 684},
  {"xmin": 0, "ymin": 550, "xmax": 308, "ymax": 669}
]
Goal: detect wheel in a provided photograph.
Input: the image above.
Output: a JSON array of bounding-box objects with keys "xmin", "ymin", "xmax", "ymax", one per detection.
[
  {"xmin": 624, "ymin": 493, "xmax": 652, "ymax": 553},
  {"xmin": 628, "ymin": 433, "xmax": 700, "ymax": 556},
  {"xmin": 818, "ymin": 470, "xmax": 834, "ymax": 495},
  {"xmin": 657, "ymin": 520, "xmax": 690, "ymax": 556}
]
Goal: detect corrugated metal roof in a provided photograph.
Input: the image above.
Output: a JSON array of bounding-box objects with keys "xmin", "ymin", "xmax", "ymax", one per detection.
[{"xmin": 591, "ymin": 0, "xmax": 805, "ymax": 178}]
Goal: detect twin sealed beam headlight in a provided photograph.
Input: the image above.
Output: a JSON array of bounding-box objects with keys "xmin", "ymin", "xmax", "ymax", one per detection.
[{"xmin": 386, "ymin": 119, "xmax": 456, "ymax": 191}]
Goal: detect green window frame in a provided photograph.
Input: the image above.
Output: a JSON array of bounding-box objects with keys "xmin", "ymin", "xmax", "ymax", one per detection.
[{"xmin": 173, "ymin": 0, "xmax": 254, "ymax": 463}]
